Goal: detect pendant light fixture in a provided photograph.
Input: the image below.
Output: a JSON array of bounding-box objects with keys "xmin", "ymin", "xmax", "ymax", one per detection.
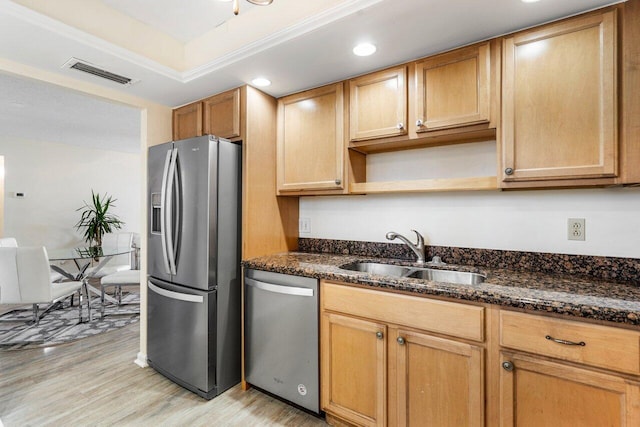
[{"xmin": 232, "ymin": 0, "xmax": 273, "ymax": 15}]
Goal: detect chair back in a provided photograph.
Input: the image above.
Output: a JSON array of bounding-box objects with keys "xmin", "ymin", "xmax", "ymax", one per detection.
[
  {"xmin": 102, "ymin": 232, "xmax": 135, "ymax": 268},
  {"xmin": 0, "ymin": 237, "xmax": 18, "ymax": 247},
  {"xmin": 0, "ymin": 247, "xmax": 52, "ymax": 304}
]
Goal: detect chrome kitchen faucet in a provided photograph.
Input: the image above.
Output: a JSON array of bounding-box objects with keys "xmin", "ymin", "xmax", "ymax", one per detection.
[{"xmin": 386, "ymin": 229, "xmax": 425, "ymax": 264}]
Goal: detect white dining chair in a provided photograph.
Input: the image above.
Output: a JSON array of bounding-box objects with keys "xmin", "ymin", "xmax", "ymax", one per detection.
[
  {"xmin": 99, "ymin": 269, "xmax": 140, "ymax": 319},
  {"xmin": 85, "ymin": 232, "xmax": 136, "ymax": 278},
  {"xmin": 0, "ymin": 247, "xmax": 84, "ymax": 326},
  {"xmin": 0, "ymin": 237, "xmax": 64, "ymax": 283}
]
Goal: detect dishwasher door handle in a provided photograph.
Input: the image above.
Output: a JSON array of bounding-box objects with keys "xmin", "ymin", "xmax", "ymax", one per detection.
[{"xmin": 245, "ymin": 278, "xmax": 314, "ymax": 297}]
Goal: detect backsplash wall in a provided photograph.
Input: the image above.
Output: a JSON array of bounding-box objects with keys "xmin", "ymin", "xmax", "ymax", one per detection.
[{"xmin": 299, "ymin": 187, "xmax": 640, "ymax": 259}]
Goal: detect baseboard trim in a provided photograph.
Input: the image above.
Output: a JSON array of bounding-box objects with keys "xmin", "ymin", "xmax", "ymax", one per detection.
[{"xmin": 134, "ymin": 351, "xmax": 148, "ymax": 368}]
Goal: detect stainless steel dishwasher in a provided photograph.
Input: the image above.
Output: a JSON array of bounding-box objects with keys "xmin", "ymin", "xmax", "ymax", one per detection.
[{"xmin": 244, "ymin": 268, "xmax": 319, "ymax": 414}]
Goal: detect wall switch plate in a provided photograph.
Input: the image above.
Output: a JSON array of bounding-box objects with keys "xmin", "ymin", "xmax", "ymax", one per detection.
[
  {"xmin": 299, "ymin": 217, "xmax": 311, "ymax": 234},
  {"xmin": 568, "ymin": 218, "xmax": 585, "ymax": 241}
]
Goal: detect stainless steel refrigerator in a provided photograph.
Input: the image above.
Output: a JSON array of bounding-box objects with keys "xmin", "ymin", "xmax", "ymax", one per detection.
[{"xmin": 146, "ymin": 135, "xmax": 241, "ymax": 399}]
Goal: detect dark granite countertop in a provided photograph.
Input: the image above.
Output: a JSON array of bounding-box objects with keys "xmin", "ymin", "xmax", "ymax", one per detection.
[{"xmin": 242, "ymin": 252, "xmax": 640, "ymax": 327}]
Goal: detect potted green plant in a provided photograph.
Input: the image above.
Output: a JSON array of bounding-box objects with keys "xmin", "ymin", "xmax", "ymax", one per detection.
[{"xmin": 75, "ymin": 190, "xmax": 124, "ymax": 247}]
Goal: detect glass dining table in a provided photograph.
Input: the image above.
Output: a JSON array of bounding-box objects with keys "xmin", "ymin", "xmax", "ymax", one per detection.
[{"xmin": 48, "ymin": 245, "xmax": 133, "ymax": 321}]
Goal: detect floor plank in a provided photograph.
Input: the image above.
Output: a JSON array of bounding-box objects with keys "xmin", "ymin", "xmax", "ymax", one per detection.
[{"xmin": 0, "ymin": 320, "xmax": 327, "ymax": 426}]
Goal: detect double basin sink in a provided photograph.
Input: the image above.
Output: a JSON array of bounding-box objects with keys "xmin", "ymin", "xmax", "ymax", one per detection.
[{"xmin": 340, "ymin": 261, "xmax": 486, "ymax": 285}]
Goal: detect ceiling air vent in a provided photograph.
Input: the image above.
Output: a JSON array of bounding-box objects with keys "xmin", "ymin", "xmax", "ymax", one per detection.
[{"xmin": 62, "ymin": 58, "xmax": 138, "ymax": 86}]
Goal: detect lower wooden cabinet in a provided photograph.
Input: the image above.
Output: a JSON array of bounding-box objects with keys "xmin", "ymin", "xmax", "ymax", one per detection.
[
  {"xmin": 395, "ymin": 329, "xmax": 484, "ymax": 426},
  {"xmin": 322, "ymin": 312, "xmax": 387, "ymax": 427},
  {"xmin": 320, "ymin": 281, "xmax": 640, "ymax": 427},
  {"xmin": 499, "ymin": 352, "xmax": 640, "ymax": 427},
  {"xmin": 321, "ymin": 281, "xmax": 485, "ymax": 426}
]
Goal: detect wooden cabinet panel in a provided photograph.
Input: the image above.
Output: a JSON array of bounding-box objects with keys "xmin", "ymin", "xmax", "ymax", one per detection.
[
  {"xmin": 501, "ymin": 10, "xmax": 617, "ymax": 183},
  {"xmin": 322, "ymin": 312, "xmax": 386, "ymax": 427},
  {"xmin": 203, "ymin": 88, "xmax": 241, "ymax": 140},
  {"xmin": 396, "ymin": 329, "xmax": 484, "ymax": 427},
  {"xmin": 500, "ymin": 310, "xmax": 640, "ymax": 375},
  {"xmin": 323, "ymin": 281, "xmax": 484, "ymax": 342},
  {"xmin": 172, "ymin": 102, "xmax": 202, "ymax": 140},
  {"xmin": 415, "ymin": 42, "xmax": 491, "ymax": 132},
  {"xmin": 349, "ymin": 66, "xmax": 407, "ymax": 141},
  {"xmin": 500, "ymin": 352, "xmax": 640, "ymax": 427},
  {"xmin": 277, "ymin": 83, "xmax": 345, "ymax": 193}
]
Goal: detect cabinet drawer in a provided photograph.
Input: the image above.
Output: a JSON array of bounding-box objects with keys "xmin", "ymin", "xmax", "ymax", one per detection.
[
  {"xmin": 500, "ymin": 310, "xmax": 640, "ymax": 375},
  {"xmin": 322, "ymin": 281, "xmax": 484, "ymax": 342}
]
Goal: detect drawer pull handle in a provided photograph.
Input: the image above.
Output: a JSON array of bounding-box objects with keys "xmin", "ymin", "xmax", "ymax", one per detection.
[
  {"xmin": 502, "ymin": 361, "xmax": 514, "ymax": 372},
  {"xmin": 397, "ymin": 336, "xmax": 405, "ymax": 345},
  {"xmin": 376, "ymin": 331, "xmax": 383, "ymax": 340},
  {"xmin": 545, "ymin": 335, "xmax": 586, "ymax": 347}
]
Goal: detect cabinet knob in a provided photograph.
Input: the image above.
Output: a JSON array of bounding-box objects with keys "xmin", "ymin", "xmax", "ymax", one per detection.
[
  {"xmin": 397, "ymin": 336, "xmax": 405, "ymax": 345},
  {"xmin": 335, "ymin": 179, "xmax": 342, "ymax": 186},
  {"xmin": 416, "ymin": 119, "xmax": 424, "ymax": 127},
  {"xmin": 397, "ymin": 123, "xmax": 404, "ymax": 130},
  {"xmin": 502, "ymin": 361, "xmax": 514, "ymax": 372},
  {"xmin": 376, "ymin": 331, "xmax": 383, "ymax": 340},
  {"xmin": 504, "ymin": 167, "xmax": 514, "ymax": 175}
]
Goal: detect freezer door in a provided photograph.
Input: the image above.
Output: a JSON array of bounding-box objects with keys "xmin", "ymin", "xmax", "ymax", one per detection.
[
  {"xmin": 147, "ymin": 277, "xmax": 216, "ymax": 395},
  {"xmin": 147, "ymin": 141, "xmax": 173, "ymax": 284},
  {"xmin": 171, "ymin": 135, "xmax": 217, "ymax": 290}
]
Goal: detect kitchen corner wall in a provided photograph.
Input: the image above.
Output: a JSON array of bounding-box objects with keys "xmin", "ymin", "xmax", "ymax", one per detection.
[{"xmin": 299, "ymin": 142, "xmax": 640, "ymax": 259}]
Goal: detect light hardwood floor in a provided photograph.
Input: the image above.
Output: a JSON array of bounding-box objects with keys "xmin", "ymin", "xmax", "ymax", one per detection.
[{"xmin": 0, "ymin": 319, "xmax": 327, "ymax": 426}]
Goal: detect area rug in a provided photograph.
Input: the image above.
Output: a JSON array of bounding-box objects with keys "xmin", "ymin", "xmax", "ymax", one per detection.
[{"xmin": 0, "ymin": 292, "xmax": 140, "ymax": 350}]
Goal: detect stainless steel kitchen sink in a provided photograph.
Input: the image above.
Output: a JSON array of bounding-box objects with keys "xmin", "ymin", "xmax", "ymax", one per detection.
[
  {"xmin": 339, "ymin": 262, "xmax": 412, "ymax": 277},
  {"xmin": 339, "ymin": 262, "xmax": 486, "ymax": 285},
  {"xmin": 407, "ymin": 268, "xmax": 486, "ymax": 285}
]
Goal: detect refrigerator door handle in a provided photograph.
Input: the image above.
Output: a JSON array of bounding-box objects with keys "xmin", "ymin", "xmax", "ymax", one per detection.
[
  {"xmin": 165, "ymin": 147, "xmax": 178, "ymax": 276},
  {"xmin": 148, "ymin": 282, "xmax": 204, "ymax": 303},
  {"xmin": 245, "ymin": 278, "xmax": 314, "ymax": 297},
  {"xmin": 159, "ymin": 148, "xmax": 173, "ymax": 275}
]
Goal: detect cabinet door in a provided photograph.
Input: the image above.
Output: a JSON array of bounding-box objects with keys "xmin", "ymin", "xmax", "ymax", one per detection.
[
  {"xmin": 415, "ymin": 42, "xmax": 491, "ymax": 132},
  {"xmin": 203, "ymin": 88, "xmax": 241, "ymax": 140},
  {"xmin": 277, "ymin": 83, "xmax": 345, "ymax": 193},
  {"xmin": 500, "ymin": 352, "xmax": 640, "ymax": 427},
  {"xmin": 322, "ymin": 312, "xmax": 386, "ymax": 427},
  {"xmin": 501, "ymin": 11, "xmax": 617, "ymax": 182},
  {"xmin": 172, "ymin": 102, "xmax": 203, "ymax": 141},
  {"xmin": 395, "ymin": 329, "xmax": 484, "ymax": 427},
  {"xmin": 349, "ymin": 66, "xmax": 407, "ymax": 141}
]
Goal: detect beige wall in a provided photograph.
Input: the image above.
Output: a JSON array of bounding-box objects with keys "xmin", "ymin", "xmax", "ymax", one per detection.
[{"xmin": 0, "ymin": 57, "xmax": 172, "ymax": 363}]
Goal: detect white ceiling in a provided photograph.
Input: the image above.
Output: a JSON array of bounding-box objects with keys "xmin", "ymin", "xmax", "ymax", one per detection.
[
  {"xmin": 0, "ymin": 0, "xmax": 622, "ymax": 152},
  {"xmin": 101, "ymin": 0, "xmax": 256, "ymax": 42}
]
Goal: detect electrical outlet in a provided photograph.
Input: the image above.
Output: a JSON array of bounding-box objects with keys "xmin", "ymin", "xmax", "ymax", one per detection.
[
  {"xmin": 567, "ymin": 218, "xmax": 585, "ymax": 241},
  {"xmin": 299, "ymin": 217, "xmax": 311, "ymax": 234}
]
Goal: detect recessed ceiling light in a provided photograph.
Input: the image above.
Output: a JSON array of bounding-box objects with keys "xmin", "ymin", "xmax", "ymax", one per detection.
[
  {"xmin": 521, "ymin": 0, "xmax": 540, "ymax": 3},
  {"xmin": 252, "ymin": 77, "xmax": 271, "ymax": 87},
  {"xmin": 353, "ymin": 43, "xmax": 377, "ymax": 57}
]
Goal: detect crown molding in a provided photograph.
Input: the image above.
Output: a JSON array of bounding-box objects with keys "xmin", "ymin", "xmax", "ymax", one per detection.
[
  {"xmin": 182, "ymin": 0, "xmax": 384, "ymax": 82},
  {"xmin": 0, "ymin": 0, "xmax": 183, "ymax": 81},
  {"xmin": 2, "ymin": 0, "xmax": 383, "ymax": 84}
]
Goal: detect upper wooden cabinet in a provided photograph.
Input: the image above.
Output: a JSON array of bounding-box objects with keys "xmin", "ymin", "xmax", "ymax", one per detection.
[
  {"xmin": 501, "ymin": 10, "xmax": 618, "ymax": 186},
  {"xmin": 277, "ymin": 83, "xmax": 346, "ymax": 194},
  {"xmin": 202, "ymin": 88, "xmax": 241, "ymax": 140},
  {"xmin": 172, "ymin": 88, "xmax": 241, "ymax": 141},
  {"xmin": 172, "ymin": 102, "xmax": 202, "ymax": 141},
  {"xmin": 348, "ymin": 66, "xmax": 408, "ymax": 142},
  {"xmin": 415, "ymin": 42, "xmax": 491, "ymax": 132}
]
